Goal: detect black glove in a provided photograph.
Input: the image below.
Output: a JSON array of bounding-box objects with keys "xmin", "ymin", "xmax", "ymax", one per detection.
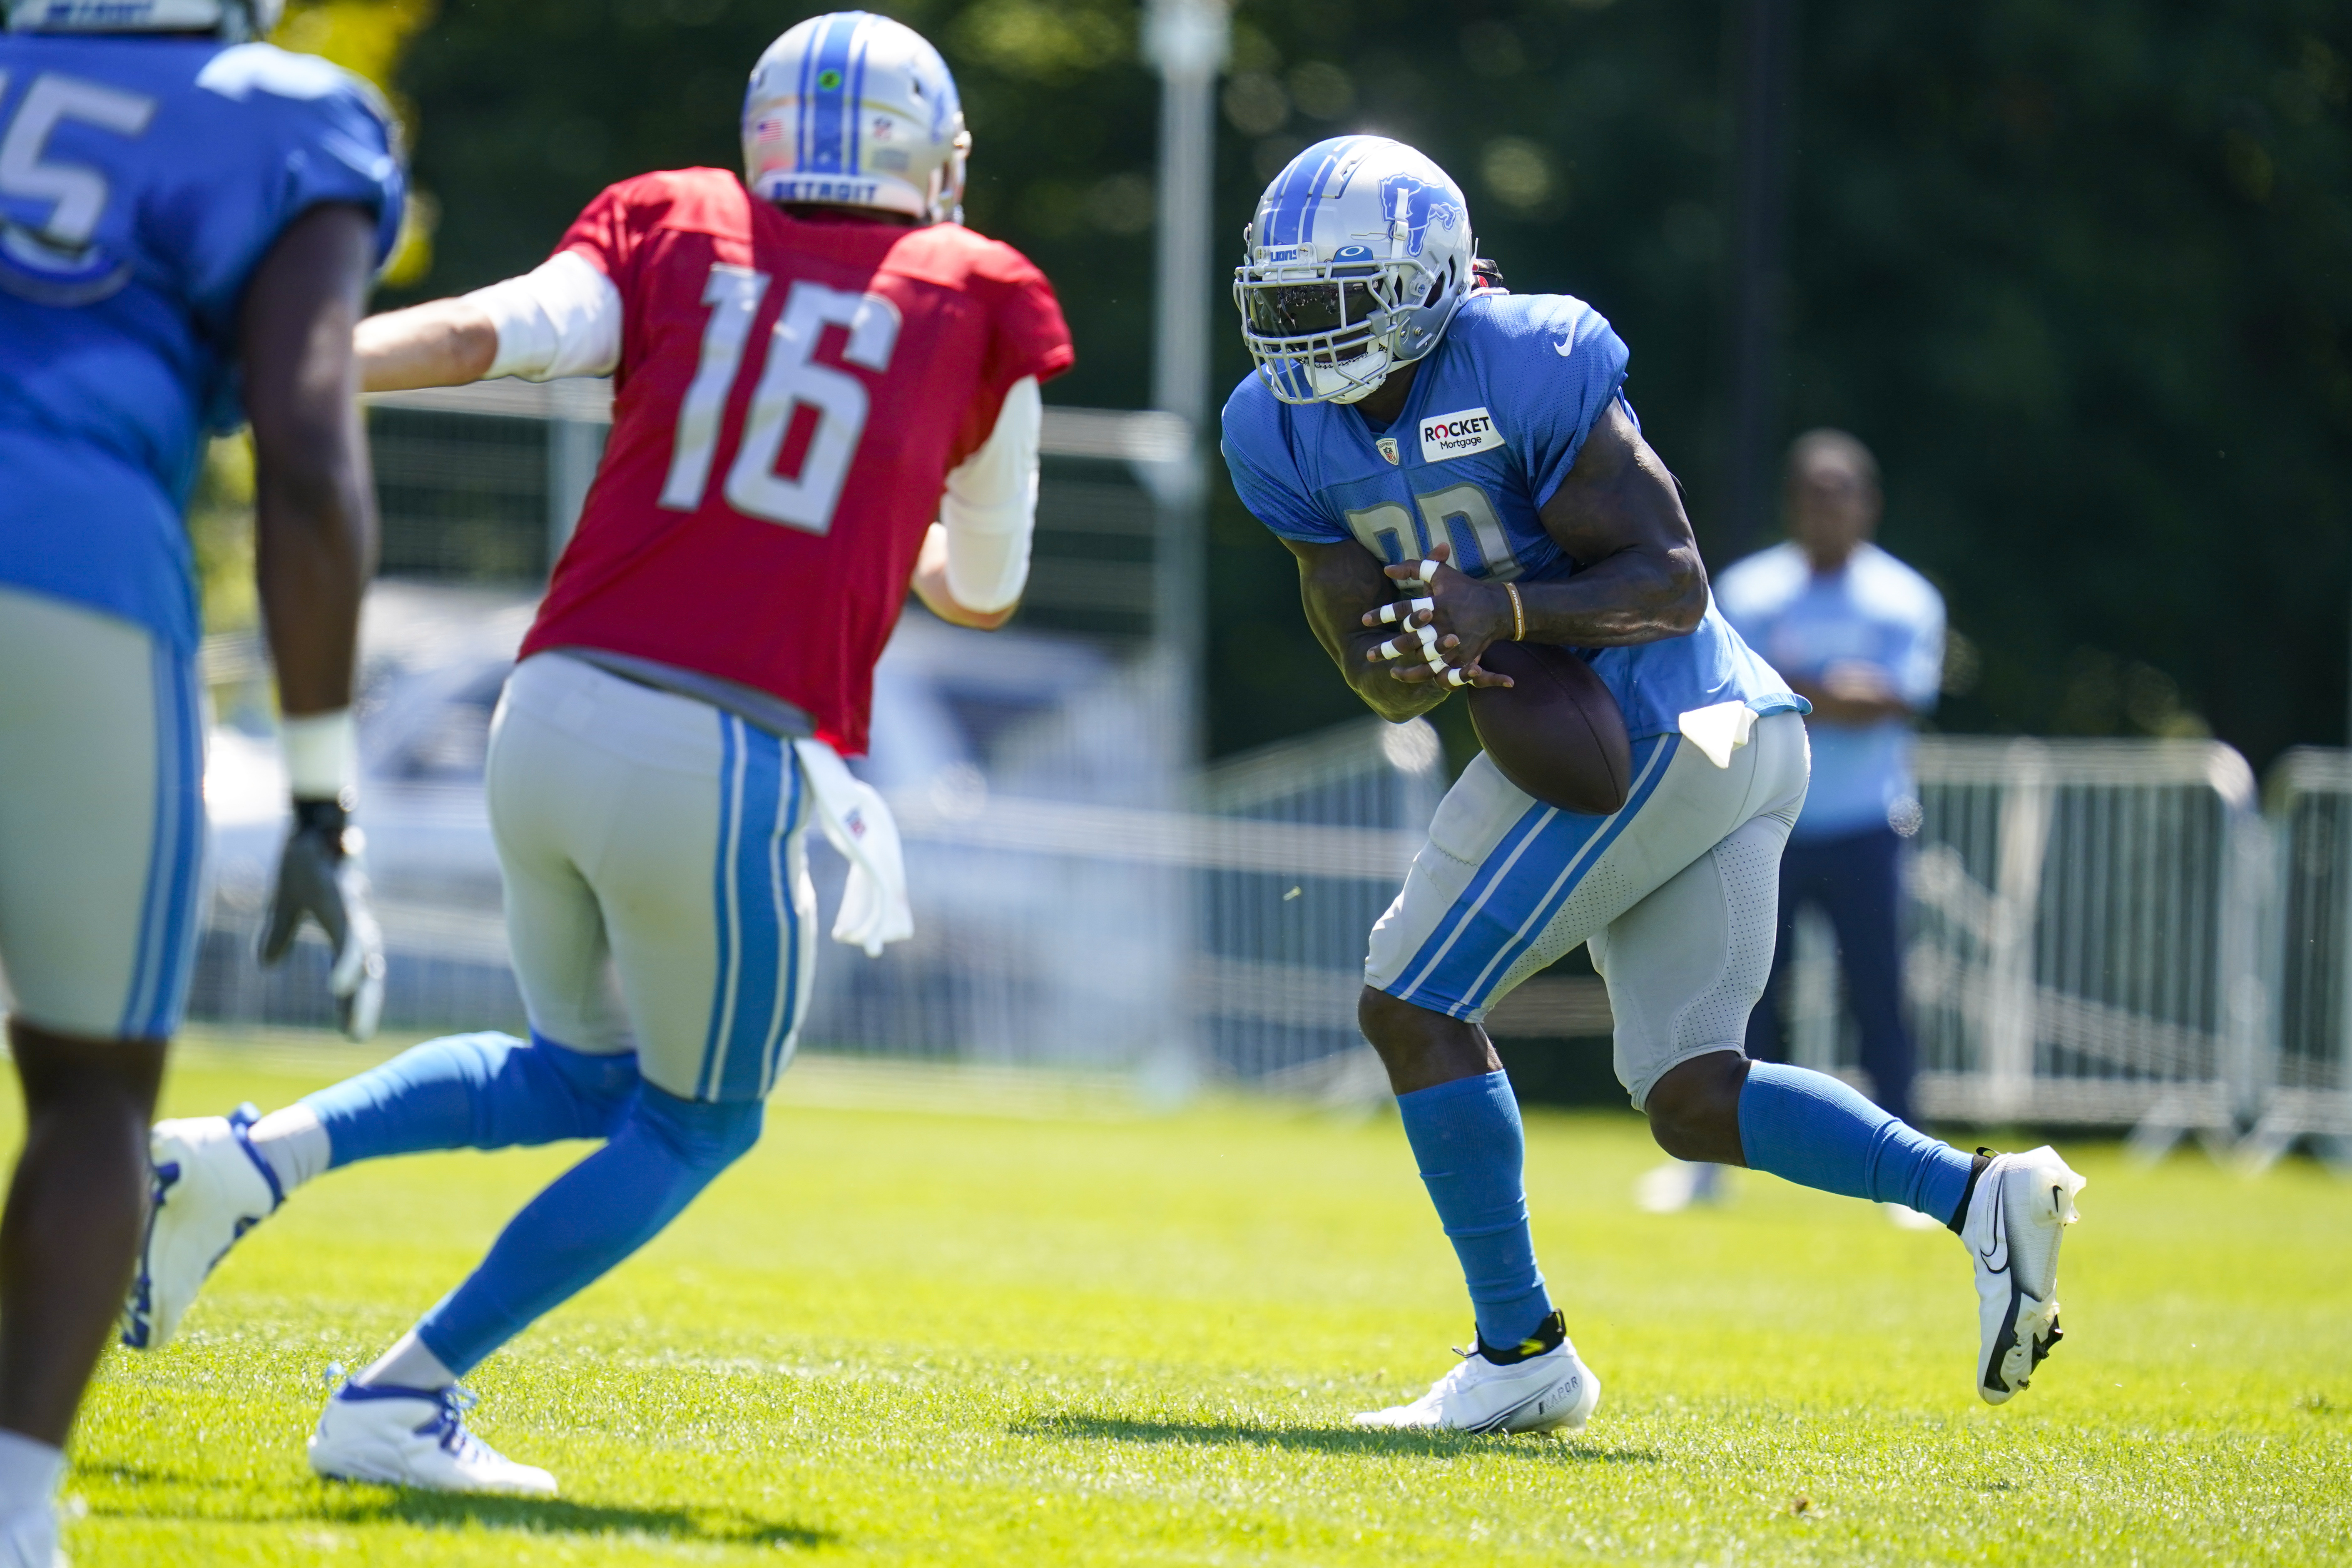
[{"xmin": 257, "ymin": 798, "xmax": 385, "ymax": 1041}]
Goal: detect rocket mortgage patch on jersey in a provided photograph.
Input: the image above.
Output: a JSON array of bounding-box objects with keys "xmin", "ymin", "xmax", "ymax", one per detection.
[{"xmin": 1420, "ymin": 406, "xmax": 1504, "ymax": 462}]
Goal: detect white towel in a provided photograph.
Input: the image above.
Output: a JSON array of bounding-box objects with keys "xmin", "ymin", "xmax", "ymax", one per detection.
[
  {"xmin": 1678, "ymin": 700, "xmax": 1759, "ymax": 769},
  {"xmin": 791, "ymin": 739, "xmax": 913, "ymax": 957}
]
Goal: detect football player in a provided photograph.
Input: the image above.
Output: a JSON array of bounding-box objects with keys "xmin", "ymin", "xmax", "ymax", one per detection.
[
  {"xmin": 1222, "ymin": 137, "xmax": 2085, "ymax": 1432},
  {"xmin": 124, "ymin": 12, "xmax": 1072, "ymax": 1496},
  {"xmin": 0, "ymin": 2, "xmax": 402, "ymax": 1560}
]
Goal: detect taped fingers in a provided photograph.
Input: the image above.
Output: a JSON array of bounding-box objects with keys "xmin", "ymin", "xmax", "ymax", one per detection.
[{"xmin": 1375, "ymin": 597, "xmax": 1436, "ymax": 626}]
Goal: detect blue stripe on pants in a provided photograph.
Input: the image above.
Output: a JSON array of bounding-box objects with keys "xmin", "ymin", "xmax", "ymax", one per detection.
[
  {"xmin": 1393, "ymin": 735, "xmax": 1678, "ymax": 1018},
  {"xmin": 697, "ymin": 718, "xmax": 803, "ymax": 1103},
  {"xmin": 121, "ymin": 640, "xmax": 204, "ymax": 1039}
]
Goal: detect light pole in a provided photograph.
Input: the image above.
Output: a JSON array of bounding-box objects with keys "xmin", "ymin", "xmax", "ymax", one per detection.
[
  {"xmin": 1143, "ymin": 0, "xmax": 1229, "ymax": 771},
  {"xmin": 1139, "ymin": 0, "xmax": 1228, "ymax": 1102}
]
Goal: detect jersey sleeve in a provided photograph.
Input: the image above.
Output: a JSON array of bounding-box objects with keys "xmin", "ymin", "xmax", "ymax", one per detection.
[
  {"xmin": 946, "ymin": 263, "xmax": 1076, "ymax": 469},
  {"xmin": 553, "ymin": 180, "xmax": 647, "ymax": 288},
  {"xmin": 1492, "ymin": 296, "xmax": 1631, "ymax": 510},
  {"xmin": 1220, "ymin": 379, "xmax": 1344, "ymax": 544},
  {"xmin": 184, "ymin": 46, "xmax": 405, "ymax": 334}
]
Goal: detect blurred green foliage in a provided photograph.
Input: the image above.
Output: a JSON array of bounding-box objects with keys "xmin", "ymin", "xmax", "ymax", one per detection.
[{"xmin": 376, "ymin": 0, "xmax": 2351, "ymax": 765}]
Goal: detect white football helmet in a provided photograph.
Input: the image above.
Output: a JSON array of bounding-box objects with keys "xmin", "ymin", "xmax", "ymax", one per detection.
[
  {"xmin": 1234, "ymin": 136, "xmax": 1477, "ymax": 405},
  {"xmin": 743, "ymin": 11, "xmax": 969, "ymax": 224},
  {"xmin": 6, "ymin": 0, "xmax": 281, "ymax": 38}
]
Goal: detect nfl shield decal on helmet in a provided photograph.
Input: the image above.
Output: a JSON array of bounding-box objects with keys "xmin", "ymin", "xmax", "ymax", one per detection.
[{"xmin": 1376, "ymin": 436, "xmax": 1400, "ymax": 465}]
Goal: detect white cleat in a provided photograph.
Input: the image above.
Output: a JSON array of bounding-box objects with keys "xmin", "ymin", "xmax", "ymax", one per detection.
[
  {"xmin": 1959, "ymin": 1144, "xmax": 2086, "ymax": 1404},
  {"xmin": 309, "ymin": 1383, "xmax": 558, "ymax": 1497},
  {"xmin": 0, "ymin": 1504, "xmax": 61, "ymax": 1568},
  {"xmin": 1354, "ymin": 1312, "xmax": 1601, "ymax": 1435},
  {"xmin": 122, "ymin": 1105, "xmax": 284, "ymax": 1351}
]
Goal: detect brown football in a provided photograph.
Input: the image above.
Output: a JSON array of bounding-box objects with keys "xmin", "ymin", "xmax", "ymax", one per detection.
[{"xmin": 1466, "ymin": 642, "xmax": 1633, "ymax": 815}]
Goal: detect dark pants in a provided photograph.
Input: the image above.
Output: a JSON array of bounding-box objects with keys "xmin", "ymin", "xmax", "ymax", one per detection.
[{"xmin": 1745, "ymin": 824, "xmax": 1919, "ymax": 1130}]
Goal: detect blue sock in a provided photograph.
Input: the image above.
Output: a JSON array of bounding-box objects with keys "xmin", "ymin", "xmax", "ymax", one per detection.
[
  {"xmin": 1737, "ymin": 1061, "xmax": 1974, "ymax": 1223},
  {"xmin": 1396, "ymin": 1071, "xmax": 1554, "ymax": 1350},
  {"xmin": 304, "ymin": 1030, "xmax": 640, "ymax": 1167},
  {"xmin": 415, "ymin": 1085, "xmax": 763, "ymax": 1375}
]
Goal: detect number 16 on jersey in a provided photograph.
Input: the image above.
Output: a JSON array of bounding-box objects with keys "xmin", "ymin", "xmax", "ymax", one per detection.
[{"xmin": 659, "ymin": 261, "xmax": 902, "ymax": 536}]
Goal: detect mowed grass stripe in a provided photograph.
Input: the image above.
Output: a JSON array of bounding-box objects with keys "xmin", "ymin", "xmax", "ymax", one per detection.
[{"xmin": 20, "ymin": 1041, "xmax": 2347, "ymax": 1565}]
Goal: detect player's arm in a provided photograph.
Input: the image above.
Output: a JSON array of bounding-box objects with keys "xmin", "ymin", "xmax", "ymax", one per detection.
[
  {"xmin": 1367, "ymin": 398, "xmax": 1710, "ymax": 684},
  {"xmin": 355, "ymin": 251, "xmax": 620, "ymax": 393},
  {"xmin": 241, "ymin": 202, "xmax": 386, "ymax": 1040},
  {"xmin": 1284, "ymin": 535, "xmax": 1466, "ymax": 721},
  {"xmin": 911, "ymin": 378, "xmax": 1042, "ymax": 632}
]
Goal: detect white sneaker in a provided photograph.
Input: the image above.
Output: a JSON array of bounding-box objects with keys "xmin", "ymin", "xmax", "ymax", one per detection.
[
  {"xmin": 1959, "ymin": 1145, "xmax": 2086, "ymax": 1404},
  {"xmin": 1354, "ymin": 1312, "xmax": 1601, "ymax": 1435},
  {"xmin": 309, "ymin": 1383, "xmax": 557, "ymax": 1497},
  {"xmin": 0, "ymin": 1504, "xmax": 60, "ymax": 1568},
  {"xmin": 1635, "ymin": 1160, "xmax": 1726, "ymax": 1214},
  {"xmin": 122, "ymin": 1106, "xmax": 283, "ymax": 1351}
]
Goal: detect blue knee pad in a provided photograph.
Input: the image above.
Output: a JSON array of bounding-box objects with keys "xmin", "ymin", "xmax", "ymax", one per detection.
[
  {"xmin": 306, "ymin": 1030, "xmax": 640, "ymax": 1168},
  {"xmin": 631, "ymin": 1083, "xmax": 766, "ymax": 1170},
  {"xmin": 414, "ymin": 1084, "xmax": 764, "ymax": 1375}
]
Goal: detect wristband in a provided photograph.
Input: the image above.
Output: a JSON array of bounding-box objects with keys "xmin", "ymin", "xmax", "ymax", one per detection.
[
  {"xmin": 282, "ymin": 709, "xmax": 358, "ymax": 805},
  {"xmin": 1505, "ymin": 581, "xmax": 1526, "ymax": 641}
]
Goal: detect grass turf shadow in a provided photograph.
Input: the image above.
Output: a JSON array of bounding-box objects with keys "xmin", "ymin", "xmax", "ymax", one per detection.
[
  {"xmin": 83, "ymin": 1477, "xmax": 832, "ymax": 1549},
  {"xmin": 346, "ymin": 1490, "xmax": 834, "ymax": 1547},
  {"xmin": 1013, "ymin": 1411, "xmax": 1661, "ymax": 1464}
]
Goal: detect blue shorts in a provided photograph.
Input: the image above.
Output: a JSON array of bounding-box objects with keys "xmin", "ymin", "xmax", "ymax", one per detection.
[{"xmin": 0, "ymin": 585, "xmax": 206, "ymax": 1040}]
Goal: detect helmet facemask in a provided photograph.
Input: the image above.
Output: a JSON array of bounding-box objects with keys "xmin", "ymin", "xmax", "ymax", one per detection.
[
  {"xmin": 1236, "ymin": 239, "xmax": 1463, "ymax": 405},
  {"xmin": 1233, "ymin": 137, "xmax": 1477, "ymax": 407}
]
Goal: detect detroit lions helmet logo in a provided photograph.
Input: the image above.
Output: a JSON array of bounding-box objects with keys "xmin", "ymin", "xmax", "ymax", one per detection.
[{"xmin": 1375, "ymin": 173, "xmax": 1462, "ymax": 258}]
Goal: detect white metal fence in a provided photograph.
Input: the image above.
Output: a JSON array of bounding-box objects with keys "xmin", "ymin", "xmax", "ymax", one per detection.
[
  {"xmin": 2250, "ymin": 750, "xmax": 2352, "ymax": 1163},
  {"xmin": 176, "ymin": 690, "xmax": 2352, "ymax": 1158},
  {"xmin": 1901, "ymin": 738, "xmax": 2269, "ymax": 1135}
]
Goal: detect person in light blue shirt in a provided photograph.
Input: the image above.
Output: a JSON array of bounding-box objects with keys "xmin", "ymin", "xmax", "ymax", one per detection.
[{"xmin": 1715, "ymin": 429, "xmax": 1946, "ymax": 1131}]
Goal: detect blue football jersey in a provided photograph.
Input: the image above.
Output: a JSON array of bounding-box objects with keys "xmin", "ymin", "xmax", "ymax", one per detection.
[
  {"xmin": 1222, "ymin": 290, "xmax": 1799, "ymax": 742},
  {"xmin": 0, "ymin": 38, "xmax": 405, "ymax": 652}
]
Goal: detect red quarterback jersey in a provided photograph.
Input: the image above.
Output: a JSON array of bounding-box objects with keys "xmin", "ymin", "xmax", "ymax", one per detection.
[{"xmin": 518, "ymin": 168, "xmax": 1075, "ymax": 753}]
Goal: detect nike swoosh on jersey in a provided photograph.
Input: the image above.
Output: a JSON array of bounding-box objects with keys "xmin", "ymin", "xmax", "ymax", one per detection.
[{"xmin": 1552, "ymin": 337, "xmax": 1574, "ymax": 356}]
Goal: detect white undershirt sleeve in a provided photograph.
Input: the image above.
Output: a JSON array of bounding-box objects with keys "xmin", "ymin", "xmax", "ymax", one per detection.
[
  {"xmin": 463, "ymin": 250, "xmax": 624, "ymax": 383},
  {"xmin": 936, "ymin": 376, "xmax": 1042, "ymax": 615}
]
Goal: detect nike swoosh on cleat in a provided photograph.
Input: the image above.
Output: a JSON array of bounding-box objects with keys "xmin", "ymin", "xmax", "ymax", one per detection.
[
  {"xmin": 1985, "ymin": 1292, "xmax": 2024, "ymax": 1395},
  {"xmin": 1978, "ymin": 1195, "xmax": 2009, "ymax": 1271},
  {"xmin": 2051, "ymin": 1183, "xmax": 2066, "ymax": 1217}
]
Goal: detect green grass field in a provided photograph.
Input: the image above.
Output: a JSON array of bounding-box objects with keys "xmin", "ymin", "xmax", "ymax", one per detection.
[{"xmin": 26, "ymin": 1034, "xmax": 2352, "ymax": 1566}]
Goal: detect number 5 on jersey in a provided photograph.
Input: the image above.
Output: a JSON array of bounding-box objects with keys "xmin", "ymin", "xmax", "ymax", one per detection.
[{"xmin": 660, "ymin": 261, "xmax": 902, "ymax": 535}]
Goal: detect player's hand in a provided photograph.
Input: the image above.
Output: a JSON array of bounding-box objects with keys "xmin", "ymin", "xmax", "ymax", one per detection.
[
  {"xmin": 257, "ymin": 799, "xmax": 386, "ymax": 1042},
  {"xmin": 1360, "ymin": 543, "xmax": 1516, "ymax": 689}
]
